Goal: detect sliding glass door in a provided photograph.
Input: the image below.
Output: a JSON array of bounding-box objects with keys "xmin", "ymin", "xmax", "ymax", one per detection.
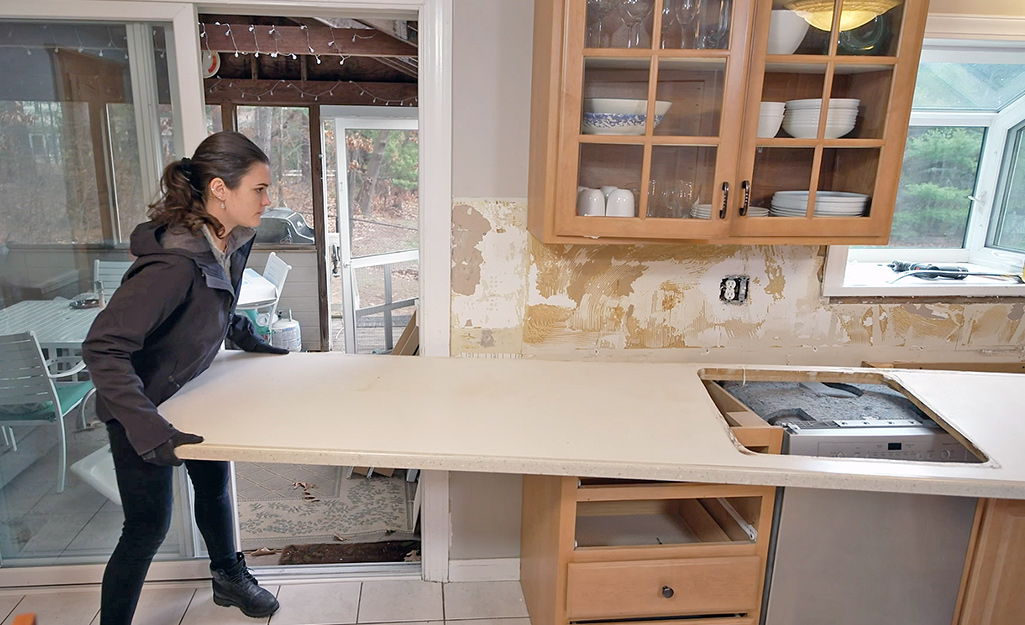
[{"xmin": 0, "ymin": 2, "xmax": 208, "ymax": 583}]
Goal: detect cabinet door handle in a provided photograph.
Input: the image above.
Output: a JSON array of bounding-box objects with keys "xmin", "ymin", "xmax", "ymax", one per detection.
[
  {"xmin": 720, "ymin": 181, "xmax": 730, "ymax": 219},
  {"xmin": 661, "ymin": 586, "xmax": 675, "ymax": 599},
  {"xmin": 740, "ymin": 180, "xmax": 751, "ymax": 216}
]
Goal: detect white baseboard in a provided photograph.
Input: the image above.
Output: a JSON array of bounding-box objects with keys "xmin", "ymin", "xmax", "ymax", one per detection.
[{"xmin": 448, "ymin": 557, "xmax": 520, "ymax": 582}]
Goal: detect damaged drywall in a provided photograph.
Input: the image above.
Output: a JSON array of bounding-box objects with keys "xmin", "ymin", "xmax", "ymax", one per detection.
[
  {"xmin": 451, "ymin": 199, "xmax": 1025, "ymax": 365},
  {"xmin": 450, "ymin": 200, "xmax": 530, "ymax": 354}
]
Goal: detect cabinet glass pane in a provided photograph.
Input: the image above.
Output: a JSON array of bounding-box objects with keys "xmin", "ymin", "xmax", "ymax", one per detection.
[
  {"xmin": 582, "ymin": 59, "xmax": 653, "ymax": 136},
  {"xmin": 761, "ymin": 68, "xmax": 826, "ymax": 138},
  {"xmin": 586, "ymin": 0, "xmax": 621, "ymax": 48},
  {"xmin": 575, "ymin": 496, "xmax": 760, "ymax": 548},
  {"xmin": 829, "ymin": 67, "xmax": 892, "ymax": 139},
  {"xmin": 660, "ymin": 0, "xmax": 732, "ymax": 50},
  {"xmin": 693, "ymin": 0, "xmax": 733, "ymax": 50},
  {"xmin": 578, "ymin": 144, "xmax": 645, "ymax": 217},
  {"xmin": 751, "ymin": 147, "xmax": 815, "ymax": 216},
  {"xmin": 601, "ymin": 0, "xmax": 657, "ymax": 49},
  {"xmin": 837, "ymin": 0, "xmax": 904, "ymax": 57},
  {"xmin": 655, "ymin": 59, "xmax": 726, "ymax": 137},
  {"xmin": 772, "ymin": 0, "xmax": 828, "ymax": 56},
  {"xmin": 817, "ymin": 147, "xmax": 879, "ymax": 216},
  {"xmin": 649, "ymin": 146, "xmax": 718, "ymax": 219}
]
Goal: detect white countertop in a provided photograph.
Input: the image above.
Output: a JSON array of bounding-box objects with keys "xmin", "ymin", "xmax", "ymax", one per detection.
[{"xmin": 164, "ymin": 351, "xmax": 1025, "ymax": 499}]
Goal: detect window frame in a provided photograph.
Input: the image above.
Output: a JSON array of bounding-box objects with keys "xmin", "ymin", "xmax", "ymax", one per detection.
[{"xmin": 824, "ymin": 37, "xmax": 1025, "ymax": 297}]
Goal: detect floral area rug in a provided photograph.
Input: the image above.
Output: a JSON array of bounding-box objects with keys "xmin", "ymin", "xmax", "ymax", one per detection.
[{"xmin": 234, "ymin": 462, "xmax": 414, "ymax": 550}]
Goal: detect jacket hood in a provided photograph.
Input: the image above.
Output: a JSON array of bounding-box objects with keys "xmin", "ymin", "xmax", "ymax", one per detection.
[{"xmin": 129, "ymin": 221, "xmax": 255, "ymax": 258}]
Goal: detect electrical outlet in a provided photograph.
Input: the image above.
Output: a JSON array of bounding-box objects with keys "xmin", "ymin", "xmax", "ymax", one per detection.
[{"xmin": 720, "ymin": 275, "xmax": 749, "ymax": 304}]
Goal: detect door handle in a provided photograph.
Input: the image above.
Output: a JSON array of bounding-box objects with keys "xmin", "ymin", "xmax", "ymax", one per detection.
[
  {"xmin": 719, "ymin": 181, "xmax": 730, "ymax": 219},
  {"xmin": 740, "ymin": 180, "xmax": 751, "ymax": 216}
]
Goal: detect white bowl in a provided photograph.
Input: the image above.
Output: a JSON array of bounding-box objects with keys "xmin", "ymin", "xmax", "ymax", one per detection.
[
  {"xmin": 767, "ymin": 9, "xmax": 810, "ymax": 55},
  {"xmin": 786, "ymin": 98, "xmax": 860, "ymax": 110},
  {"xmin": 782, "ymin": 118, "xmax": 856, "ymax": 138},
  {"xmin": 758, "ymin": 115, "xmax": 784, "ymax": 138},
  {"xmin": 584, "ymin": 98, "xmax": 672, "ymax": 116}
]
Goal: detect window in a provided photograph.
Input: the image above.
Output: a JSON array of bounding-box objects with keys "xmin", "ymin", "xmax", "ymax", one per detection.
[{"xmin": 824, "ymin": 38, "xmax": 1025, "ymax": 297}]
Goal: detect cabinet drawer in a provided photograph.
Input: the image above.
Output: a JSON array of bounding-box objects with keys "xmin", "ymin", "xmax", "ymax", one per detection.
[{"xmin": 566, "ymin": 556, "xmax": 762, "ymax": 620}]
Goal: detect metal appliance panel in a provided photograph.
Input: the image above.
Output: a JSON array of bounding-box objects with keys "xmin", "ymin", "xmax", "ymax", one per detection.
[{"xmin": 764, "ymin": 488, "xmax": 977, "ymax": 625}]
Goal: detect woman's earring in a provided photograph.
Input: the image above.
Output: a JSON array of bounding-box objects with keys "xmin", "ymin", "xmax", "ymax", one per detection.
[{"xmin": 220, "ymin": 201, "xmax": 226, "ymax": 211}]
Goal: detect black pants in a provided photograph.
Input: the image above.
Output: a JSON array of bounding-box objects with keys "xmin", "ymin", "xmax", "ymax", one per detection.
[{"xmin": 101, "ymin": 420, "xmax": 237, "ymax": 625}]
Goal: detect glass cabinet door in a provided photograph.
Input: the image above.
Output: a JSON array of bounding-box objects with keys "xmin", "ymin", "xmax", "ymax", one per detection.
[
  {"xmin": 554, "ymin": 0, "xmax": 755, "ymax": 240},
  {"xmin": 732, "ymin": 0, "xmax": 917, "ymax": 240}
]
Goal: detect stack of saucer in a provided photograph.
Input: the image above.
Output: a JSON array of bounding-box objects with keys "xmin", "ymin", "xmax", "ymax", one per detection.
[
  {"xmin": 690, "ymin": 203, "xmax": 712, "ymax": 219},
  {"xmin": 770, "ymin": 191, "xmax": 869, "ymax": 217},
  {"xmin": 782, "ymin": 98, "xmax": 859, "ymax": 138},
  {"xmin": 746, "ymin": 206, "xmax": 770, "ymax": 217}
]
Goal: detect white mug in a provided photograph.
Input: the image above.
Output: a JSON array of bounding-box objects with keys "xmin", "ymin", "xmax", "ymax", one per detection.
[
  {"xmin": 605, "ymin": 188, "xmax": 636, "ymax": 217},
  {"xmin": 577, "ymin": 188, "xmax": 606, "ymax": 216},
  {"xmin": 600, "ymin": 185, "xmax": 618, "ymax": 199}
]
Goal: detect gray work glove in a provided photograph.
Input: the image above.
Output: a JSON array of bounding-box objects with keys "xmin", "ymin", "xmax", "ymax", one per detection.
[{"xmin": 141, "ymin": 430, "xmax": 204, "ymax": 467}]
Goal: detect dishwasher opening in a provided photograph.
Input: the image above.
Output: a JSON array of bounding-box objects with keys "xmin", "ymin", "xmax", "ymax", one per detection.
[{"xmin": 699, "ymin": 368, "xmax": 986, "ymax": 463}]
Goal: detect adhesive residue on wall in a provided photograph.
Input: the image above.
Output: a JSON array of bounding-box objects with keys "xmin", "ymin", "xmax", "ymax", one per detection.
[{"xmin": 451, "ymin": 200, "xmax": 1025, "ymax": 363}]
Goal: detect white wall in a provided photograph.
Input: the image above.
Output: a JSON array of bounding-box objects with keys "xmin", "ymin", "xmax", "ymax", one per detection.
[
  {"xmin": 451, "ymin": 0, "xmax": 534, "ymax": 199},
  {"xmin": 448, "ymin": 0, "xmax": 536, "ymax": 563}
]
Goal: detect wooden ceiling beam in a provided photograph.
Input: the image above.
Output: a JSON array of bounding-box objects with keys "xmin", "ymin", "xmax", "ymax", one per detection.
[
  {"xmin": 204, "ymin": 78, "xmax": 417, "ymax": 107},
  {"xmin": 200, "ymin": 24, "xmax": 416, "ymax": 58}
]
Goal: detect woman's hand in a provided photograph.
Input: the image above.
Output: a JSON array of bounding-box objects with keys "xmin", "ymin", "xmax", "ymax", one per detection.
[
  {"xmin": 247, "ymin": 341, "xmax": 289, "ymax": 355},
  {"xmin": 141, "ymin": 430, "xmax": 205, "ymax": 466}
]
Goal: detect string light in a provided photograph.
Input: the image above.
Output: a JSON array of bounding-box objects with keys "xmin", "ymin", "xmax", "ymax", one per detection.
[
  {"xmin": 300, "ymin": 24, "xmax": 321, "ymax": 64},
  {"xmin": 249, "ymin": 25, "xmax": 261, "ymax": 57},
  {"xmin": 206, "ymin": 78, "xmax": 416, "ymax": 106},
  {"xmin": 268, "ymin": 26, "xmax": 279, "ymax": 58}
]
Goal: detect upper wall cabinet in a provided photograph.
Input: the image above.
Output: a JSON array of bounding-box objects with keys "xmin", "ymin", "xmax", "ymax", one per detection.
[{"xmin": 526, "ymin": 0, "xmax": 930, "ymax": 245}]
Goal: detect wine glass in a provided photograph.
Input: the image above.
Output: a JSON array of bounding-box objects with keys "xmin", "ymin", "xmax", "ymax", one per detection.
[
  {"xmin": 674, "ymin": 0, "xmax": 700, "ymax": 49},
  {"xmin": 618, "ymin": 0, "xmax": 654, "ymax": 49},
  {"xmin": 587, "ymin": 0, "xmax": 617, "ymax": 48},
  {"xmin": 700, "ymin": 0, "xmax": 731, "ymax": 50}
]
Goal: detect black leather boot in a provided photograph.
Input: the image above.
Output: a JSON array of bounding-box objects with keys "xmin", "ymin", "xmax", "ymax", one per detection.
[{"xmin": 211, "ymin": 552, "xmax": 280, "ymax": 618}]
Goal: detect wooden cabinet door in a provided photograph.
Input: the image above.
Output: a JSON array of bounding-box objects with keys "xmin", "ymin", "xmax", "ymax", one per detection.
[
  {"xmin": 956, "ymin": 498, "xmax": 1025, "ymax": 625},
  {"xmin": 728, "ymin": 0, "xmax": 930, "ymax": 244},
  {"xmin": 530, "ymin": 0, "xmax": 757, "ymax": 243}
]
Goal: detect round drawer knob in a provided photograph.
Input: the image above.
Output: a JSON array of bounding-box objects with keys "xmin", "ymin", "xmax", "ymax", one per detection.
[{"xmin": 661, "ymin": 586, "xmax": 674, "ymax": 599}]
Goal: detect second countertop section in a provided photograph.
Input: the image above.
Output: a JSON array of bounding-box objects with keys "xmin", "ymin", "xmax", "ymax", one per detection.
[{"xmin": 163, "ymin": 351, "xmax": 1025, "ymax": 500}]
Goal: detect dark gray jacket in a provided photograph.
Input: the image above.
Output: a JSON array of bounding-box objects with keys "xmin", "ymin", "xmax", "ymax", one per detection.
[{"xmin": 83, "ymin": 221, "xmax": 270, "ymax": 456}]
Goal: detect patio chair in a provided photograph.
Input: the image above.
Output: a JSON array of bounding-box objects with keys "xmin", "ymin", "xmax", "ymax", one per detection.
[
  {"xmin": 93, "ymin": 259, "xmax": 134, "ymax": 296},
  {"xmin": 0, "ymin": 332, "xmax": 96, "ymax": 493},
  {"xmin": 261, "ymin": 252, "xmax": 291, "ymax": 321}
]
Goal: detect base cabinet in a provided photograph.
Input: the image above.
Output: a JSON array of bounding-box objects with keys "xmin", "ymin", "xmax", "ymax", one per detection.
[
  {"xmin": 955, "ymin": 498, "xmax": 1025, "ymax": 625},
  {"xmin": 520, "ymin": 476, "xmax": 775, "ymax": 625}
]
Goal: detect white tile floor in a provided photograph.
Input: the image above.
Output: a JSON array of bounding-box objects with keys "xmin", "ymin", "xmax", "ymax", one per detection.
[{"xmin": 0, "ymin": 580, "xmax": 531, "ymax": 625}]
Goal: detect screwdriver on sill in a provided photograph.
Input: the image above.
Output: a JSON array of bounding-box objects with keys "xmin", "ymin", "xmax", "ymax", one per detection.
[{"xmin": 886, "ymin": 260, "xmax": 1024, "ymax": 283}]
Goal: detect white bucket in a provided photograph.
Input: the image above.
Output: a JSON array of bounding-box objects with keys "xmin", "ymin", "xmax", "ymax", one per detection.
[{"xmin": 270, "ymin": 310, "xmax": 302, "ymax": 352}]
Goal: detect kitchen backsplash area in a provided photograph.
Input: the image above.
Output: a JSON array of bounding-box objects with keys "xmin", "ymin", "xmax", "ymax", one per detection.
[{"xmin": 451, "ymin": 198, "xmax": 1025, "ymax": 366}]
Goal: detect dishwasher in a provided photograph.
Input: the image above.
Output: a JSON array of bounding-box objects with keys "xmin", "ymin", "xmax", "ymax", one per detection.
[{"xmin": 717, "ymin": 380, "xmax": 981, "ymax": 625}]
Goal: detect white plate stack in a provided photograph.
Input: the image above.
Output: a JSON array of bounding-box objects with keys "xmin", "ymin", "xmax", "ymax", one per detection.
[
  {"xmin": 770, "ymin": 191, "xmax": 869, "ymax": 217},
  {"xmin": 690, "ymin": 204, "xmax": 769, "ymax": 218},
  {"xmin": 782, "ymin": 98, "xmax": 859, "ymax": 139}
]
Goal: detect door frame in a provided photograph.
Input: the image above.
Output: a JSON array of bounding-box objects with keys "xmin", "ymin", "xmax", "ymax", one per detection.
[
  {"xmin": 0, "ymin": 0, "xmax": 453, "ymax": 584},
  {"xmin": 326, "ymin": 105, "xmax": 419, "ymax": 355}
]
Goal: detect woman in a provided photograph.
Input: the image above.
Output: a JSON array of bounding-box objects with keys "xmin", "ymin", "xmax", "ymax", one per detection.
[{"xmin": 83, "ymin": 131, "xmax": 288, "ymax": 624}]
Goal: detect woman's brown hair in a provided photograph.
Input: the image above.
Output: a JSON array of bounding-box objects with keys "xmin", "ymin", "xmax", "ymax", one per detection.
[{"xmin": 148, "ymin": 131, "xmax": 270, "ymax": 238}]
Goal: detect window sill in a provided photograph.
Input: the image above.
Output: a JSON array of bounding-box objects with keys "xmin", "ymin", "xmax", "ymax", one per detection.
[{"xmin": 824, "ymin": 248, "xmax": 1025, "ymax": 298}]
